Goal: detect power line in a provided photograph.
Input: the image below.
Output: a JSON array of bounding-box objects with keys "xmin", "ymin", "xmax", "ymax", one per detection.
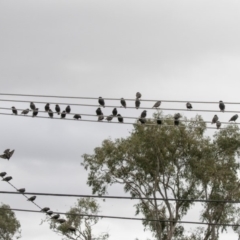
[
  {"xmin": 2, "ymin": 207, "xmax": 240, "ymax": 227},
  {"xmin": 0, "ymin": 191, "xmax": 238, "ymax": 204}
]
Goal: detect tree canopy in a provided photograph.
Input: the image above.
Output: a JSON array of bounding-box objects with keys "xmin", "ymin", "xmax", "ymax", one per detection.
[{"xmin": 82, "ymin": 114, "xmax": 240, "ymax": 240}]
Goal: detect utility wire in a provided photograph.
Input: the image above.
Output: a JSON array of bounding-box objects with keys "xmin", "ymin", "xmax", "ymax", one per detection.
[
  {"xmin": 0, "ymin": 191, "xmax": 238, "ymax": 204},
  {"xmin": 2, "ymin": 207, "xmax": 240, "ymax": 227},
  {"xmin": 0, "ymin": 93, "xmax": 239, "ymax": 105}
]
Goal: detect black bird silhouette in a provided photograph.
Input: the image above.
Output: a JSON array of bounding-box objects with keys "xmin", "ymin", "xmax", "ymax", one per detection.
[
  {"xmin": 68, "ymin": 226, "xmax": 76, "ymax": 232},
  {"xmin": 51, "ymin": 214, "xmax": 60, "ymax": 220},
  {"xmin": 98, "ymin": 115, "xmax": 104, "ymax": 121},
  {"xmin": 152, "ymin": 101, "xmax": 161, "ymax": 108},
  {"xmin": 57, "ymin": 219, "xmax": 66, "ymax": 224},
  {"xmin": 2, "ymin": 176, "xmax": 12, "ymax": 182},
  {"xmin": 174, "ymin": 113, "xmax": 181, "ymax": 120},
  {"xmin": 48, "ymin": 109, "xmax": 54, "ymax": 118},
  {"xmin": 219, "ymin": 101, "xmax": 225, "ymax": 112},
  {"xmin": 0, "ymin": 149, "xmax": 15, "ymax": 160},
  {"xmin": 45, "ymin": 103, "xmax": 50, "ymax": 112},
  {"xmin": 73, "ymin": 114, "xmax": 81, "ymax": 120},
  {"xmin": 216, "ymin": 121, "xmax": 221, "ymax": 129},
  {"xmin": 46, "ymin": 211, "xmax": 53, "ymax": 216},
  {"xmin": 66, "ymin": 105, "xmax": 71, "ymax": 114},
  {"xmin": 139, "ymin": 118, "xmax": 146, "ymax": 124},
  {"xmin": 21, "ymin": 109, "xmax": 30, "ymax": 115},
  {"xmin": 32, "ymin": 108, "xmax": 39, "ymax": 117},
  {"xmin": 30, "ymin": 102, "xmax": 36, "ymax": 110},
  {"xmin": 135, "ymin": 98, "xmax": 141, "ymax": 109},
  {"xmin": 55, "ymin": 105, "xmax": 61, "ymax": 115},
  {"xmin": 136, "ymin": 92, "xmax": 141, "ymax": 99},
  {"xmin": 120, "ymin": 98, "xmax": 126, "ymax": 108},
  {"xmin": 106, "ymin": 115, "xmax": 113, "ymax": 122},
  {"xmin": 12, "ymin": 107, "xmax": 17, "ymax": 115},
  {"xmin": 17, "ymin": 188, "xmax": 25, "ymax": 193},
  {"xmin": 96, "ymin": 108, "xmax": 102, "ymax": 116},
  {"xmin": 212, "ymin": 115, "xmax": 218, "ymax": 124},
  {"xmin": 157, "ymin": 118, "xmax": 162, "ymax": 125},
  {"xmin": 27, "ymin": 196, "xmax": 36, "ymax": 202},
  {"xmin": 98, "ymin": 97, "xmax": 105, "ymax": 107},
  {"xmin": 229, "ymin": 114, "xmax": 238, "ymax": 122},
  {"xmin": 117, "ymin": 114, "xmax": 123, "ymax": 123},
  {"xmin": 61, "ymin": 111, "xmax": 66, "ymax": 119},
  {"xmin": 174, "ymin": 119, "xmax": 180, "ymax": 126},
  {"xmin": 140, "ymin": 110, "xmax": 147, "ymax": 118},
  {"xmin": 186, "ymin": 102, "xmax": 192, "ymax": 110},
  {"xmin": 0, "ymin": 172, "xmax": 7, "ymax": 177},
  {"xmin": 112, "ymin": 108, "xmax": 117, "ymax": 116},
  {"xmin": 41, "ymin": 207, "xmax": 50, "ymax": 212}
]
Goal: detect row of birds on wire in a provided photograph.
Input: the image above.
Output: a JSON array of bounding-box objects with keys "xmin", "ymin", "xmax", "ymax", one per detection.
[{"xmin": 0, "ymin": 149, "xmax": 77, "ymax": 233}]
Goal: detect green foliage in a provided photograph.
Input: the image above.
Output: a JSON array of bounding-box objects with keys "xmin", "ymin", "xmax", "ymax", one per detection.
[
  {"xmin": 82, "ymin": 113, "xmax": 240, "ymax": 240},
  {"xmin": 0, "ymin": 203, "xmax": 21, "ymax": 240}
]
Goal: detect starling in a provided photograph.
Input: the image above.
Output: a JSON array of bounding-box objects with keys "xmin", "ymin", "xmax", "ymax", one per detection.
[
  {"xmin": 120, "ymin": 98, "xmax": 126, "ymax": 108},
  {"xmin": 57, "ymin": 219, "xmax": 66, "ymax": 224},
  {"xmin": 17, "ymin": 188, "xmax": 25, "ymax": 193},
  {"xmin": 219, "ymin": 101, "xmax": 225, "ymax": 112},
  {"xmin": 46, "ymin": 211, "xmax": 53, "ymax": 216},
  {"xmin": 66, "ymin": 105, "xmax": 71, "ymax": 114},
  {"xmin": 0, "ymin": 149, "xmax": 14, "ymax": 160},
  {"xmin": 229, "ymin": 114, "xmax": 238, "ymax": 122},
  {"xmin": 186, "ymin": 102, "xmax": 192, "ymax": 110},
  {"xmin": 174, "ymin": 119, "xmax": 180, "ymax": 126},
  {"xmin": 211, "ymin": 115, "xmax": 218, "ymax": 124},
  {"xmin": 21, "ymin": 109, "xmax": 30, "ymax": 115},
  {"xmin": 12, "ymin": 107, "xmax": 17, "ymax": 115},
  {"xmin": 73, "ymin": 114, "xmax": 81, "ymax": 120},
  {"xmin": 45, "ymin": 103, "xmax": 50, "ymax": 112},
  {"xmin": 139, "ymin": 118, "xmax": 146, "ymax": 124},
  {"xmin": 135, "ymin": 98, "xmax": 141, "ymax": 109},
  {"xmin": 117, "ymin": 114, "xmax": 123, "ymax": 123},
  {"xmin": 216, "ymin": 121, "xmax": 221, "ymax": 129},
  {"xmin": 61, "ymin": 111, "xmax": 66, "ymax": 119},
  {"xmin": 2, "ymin": 176, "xmax": 12, "ymax": 182},
  {"xmin": 68, "ymin": 226, "xmax": 76, "ymax": 232},
  {"xmin": 98, "ymin": 115, "xmax": 104, "ymax": 121},
  {"xmin": 157, "ymin": 118, "xmax": 162, "ymax": 125},
  {"xmin": 112, "ymin": 108, "xmax": 117, "ymax": 116},
  {"xmin": 106, "ymin": 115, "xmax": 113, "ymax": 122},
  {"xmin": 27, "ymin": 196, "xmax": 36, "ymax": 202},
  {"xmin": 98, "ymin": 97, "xmax": 105, "ymax": 107},
  {"xmin": 136, "ymin": 92, "xmax": 142, "ymax": 99},
  {"xmin": 96, "ymin": 108, "xmax": 103, "ymax": 116},
  {"xmin": 55, "ymin": 105, "xmax": 61, "ymax": 115},
  {"xmin": 152, "ymin": 101, "xmax": 161, "ymax": 108},
  {"xmin": 30, "ymin": 102, "xmax": 36, "ymax": 110},
  {"xmin": 0, "ymin": 172, "xmax": 7, "ymax": 177},
  {"xmin": 140, "ymin": 110, "xmax": 147, "ymax": 118},
  {"xmin": 51, "ymin": 214, "xmax": 60, "ymax": 220},
  {"xmin": 32, "ymin": 108, "xmax": 39, "ymax": 117},
  {"xmin": 174, "ymin": 113, "xmax": 181, "ymax": 120},
  {"xmin": 4, "ymin": 149, "xmax": 10, "ymax": 154},
  {"xmin": 48, "ymin": 109, "xmax": 54, "ymax": 118},
  {"xmin": 41, "ymin": 207, "xmax": 50, "ymax": 212}
]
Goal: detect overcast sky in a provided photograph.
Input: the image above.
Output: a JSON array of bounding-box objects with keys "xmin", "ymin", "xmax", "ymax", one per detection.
[{"xmin": 1, "ymin": 0, "xmax": 240, "ymax": 239}]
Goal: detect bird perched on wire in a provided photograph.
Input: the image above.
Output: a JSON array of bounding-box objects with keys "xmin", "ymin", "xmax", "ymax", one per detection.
[
  {"xmin": 32, "ymin": 108, "xmax": 39, "ymax": 117},
  {"xmin": 117, "ymin": 114, "xmax": 123, "ymax": 123},
  {"xmin": 55, "ymin": 105, "xmax": 61, "ymax": 115},
  {"xmin": 212, "ymin": 115, "xmax": 218, "ymax": 124},
  {"xmin": 45, "ymin": 103, "xmax": 50, "ymax": 112},
  {"xmin": 98, "ymin": 97, "xmax": 105, "ymax": 107},
  {"xmin": 0, "ymin": 149, "xmax": 15, "ymax": 160},
  {"xmin": 61, "ymin": 111, "xmax": 66, "ymax": 119},
  {"xmin": 120, "ymin": 98, "xmax": 126, "ymax": 108},
  {"xmin": 135, "ymin": 98, "xmax": 141, "ymax": 109},
  {"xmin": 73, "ymin": 114, "xmax": 81, "ymax": 120},
  {"xmin": 106, "ymin": 115, "xmax": 113, "ymax": 122},
  {"xmin": 186, "ymin": 102, "xmax": 192, "ymax": 110},
  {"xmin": 2, "ymin": 176, "xmax": 12, "ymax": 182},
  {"xmin": 174, "ymin": 113, "xmax": 182, "ymax": 120},
  {"xmin": 0, "ymin": 172, "xmax": 7, "ymax": 177},
  {"xmin": 12, "ymin": 107, "xmax": 17, "ymax": 115},
  {"xmin": 229, "ymin": 114, "xmax": 238, "ymax": 122},
  {"xmin": 216, "ymin": 121, "xmax": 221, "ymax": 129},
  {"xmin": 46, "ymin": 211, "xmax": 53, "ymax": 216},
  {"xmin": 30, "ymin": 102, "xmax": 36, "ymax": 111},
  {"xmin": 48, "ymin": 109, "xmax": 54, "ymax": 118},
  {"xmin": 21, "ymin": 109, "xmax": 30, "ymax": 115},
  {"xmin": 152, "ymin": 101, "xmax": 161, "ymax": 108},
  {"xmin": 27, "ymin": 196, "xmax": 36, "ymax": 202},
  {"xmin": 140, "ymin": 110, "xmax": 147, "ymax": 118},
  {"xmin": 41, "ymin": 207, "xmax": 50, "ymax": 212},
  {"xmin": 136, "ymin": 92, "xmax": 142, "ymax": 99},
  {"xmin": 51, "ymin": 214, "xmax": 60, "ymax": 220},
  {"xmin": 98, "ymin": 115, "xmax": 104, "ymax": 121},
  {"xmin": 219, "ymin": 101, "xmax": 225, "ymax": 112},
  {"xmin": 17, "ymin": 188, "xmax": 25, "ymax": 193},
  {"xmin": 66, "ymin": 105, "xmax": 71, "ymax": 114},
  {"xmin": 112, "ymin": 108, "xmax": 117, "ymax": 116},
  {"xmin": 138, "ymin": 118, "xmax": 146, "ymax": 124},
  {"xmin": 96, "ymin": 108, "xmax": 103, "ymax": 116}
]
